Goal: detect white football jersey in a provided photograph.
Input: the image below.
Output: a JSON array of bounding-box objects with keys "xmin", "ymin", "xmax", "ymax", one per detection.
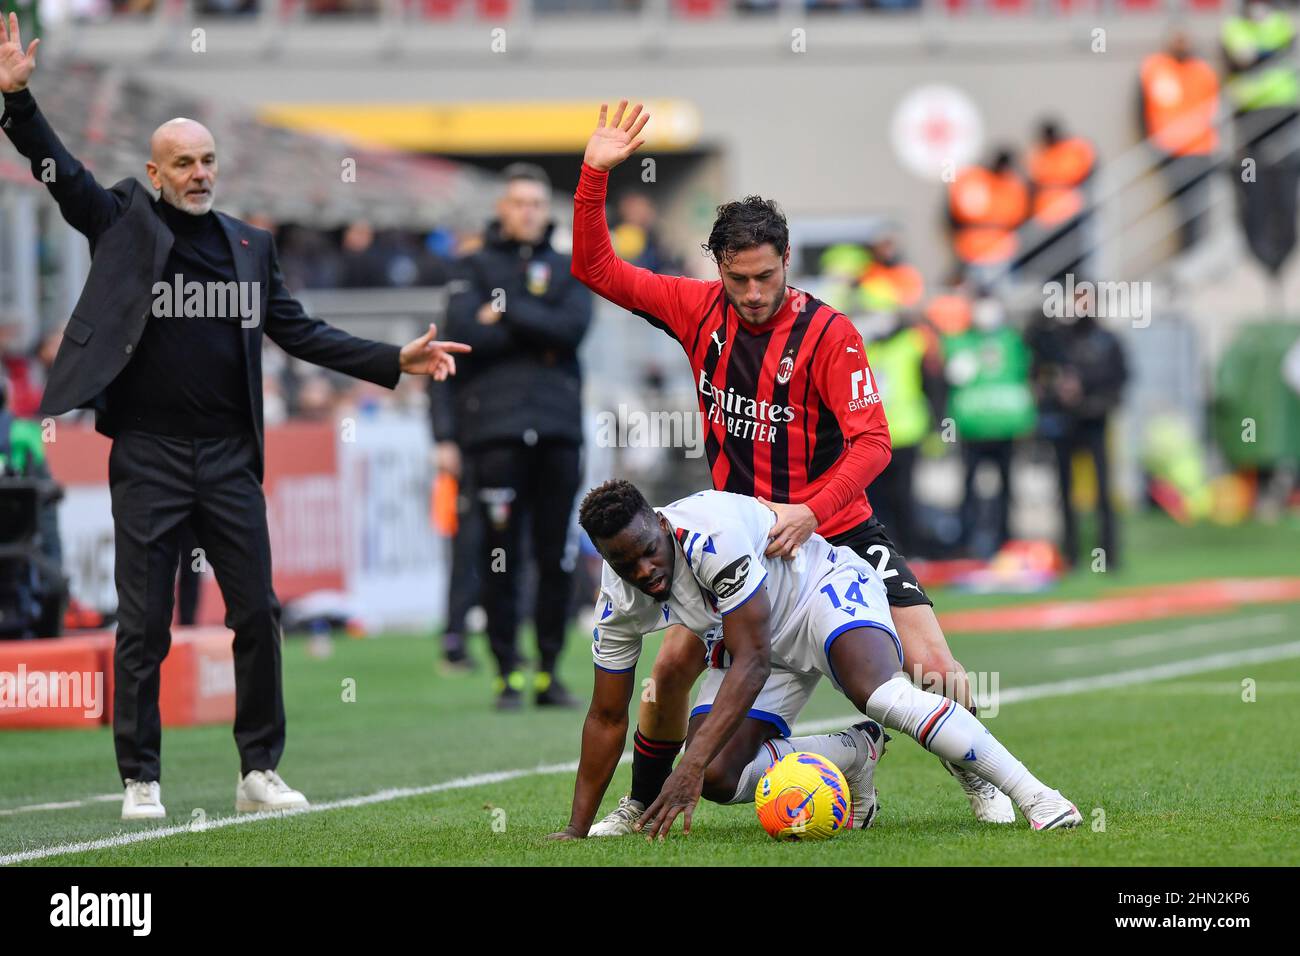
[{"xmin": 591, "ymin": 490, "xmax": 864, "ymax": 673}]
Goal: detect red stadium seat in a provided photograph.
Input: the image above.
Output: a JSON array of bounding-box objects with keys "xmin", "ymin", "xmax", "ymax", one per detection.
[
  {"xmin": 420, "ymin": 0, "xmax": 463, "ymax": 18},
  {"xmin": 1114, "ymin": 0, "xmax": 1161, "ymax": 10},
  {"xmin": 476, "ymin": 0, "xmax": 512, "ymax": 16},
  {"xmin": 1182, "ymin": 0, "xmax": 1223, "ymax": 10},
  {"xmin": 675, "ymin": 0, "xmax": 726, "ymax": 17},
  {"xmin": 987, "ymin": 0, "xmax": 1033, "ymax": 12},
  {"xmin": 1053, "ymin": 0, "xmax": 1100, "ymax": 12}
]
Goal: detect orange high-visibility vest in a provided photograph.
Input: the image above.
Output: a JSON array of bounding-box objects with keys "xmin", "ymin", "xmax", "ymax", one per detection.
[
  {"xmin": 860, "ymin": 261, "xmax": 925, "ymax": 309},
  {"xmin": 1141, "ymin": 52, "xmax": 1220, "ymax": 156},
  {"xmin": 949, "ymin": 167, "xmax": 1031, "ymax": 265},
  {"xmin": 1027, "ymin": 137, "xmax": 1095, "ymax": 226},
  {"xmin": 925, "ymin": 293, "xmax": 973, "ymax": 336}
]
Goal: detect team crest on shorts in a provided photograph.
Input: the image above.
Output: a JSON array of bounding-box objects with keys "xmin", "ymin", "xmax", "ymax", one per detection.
[{"xmin": 776, "ymin": 354, "xmax": 795, "ymax": 385}]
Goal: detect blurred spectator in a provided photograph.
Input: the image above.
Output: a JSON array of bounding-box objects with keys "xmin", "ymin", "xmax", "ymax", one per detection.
[
  {"xmin": 858, "ymin": 233, "xmax": 924, "ymax": 313},
  {"xmin": 1140, "ymin": 31, "xmax": 1221, "ymax": 252},
  {"xmin": 1027, "ymin": 285, "xmax": 1129, "ymax": 570},
  {"xmin": 1223, "ymin": 0, "xmax": 1300, "ymax": 276},
  {"xmin": 943, "ymin": 296, "xmax": 1037, "ymax": 557},
  {"xmin": 611, "ymin": 190, "xmax": 683, "ymax": 274},
  {"xmin": 924, "ymin": 271, "xmax": 975, "ymax": 339},
  {"xmin": 863, "ymin": 313, "xmax": 937, "ymax": 555},
  {"xmin": 2, "ymin": 322, "xmax": 61, "ymax": 419},
  {"xmin": 816, "ymin": 242, "xmax": 872, "ymax": 315},
  {"xmin": 947, "ymin": 146, "xmax": 1031, "ymax": 284},
  {"xmin": 1023, "ymin": 118, "xmax": 1096, "ymax": 283}
]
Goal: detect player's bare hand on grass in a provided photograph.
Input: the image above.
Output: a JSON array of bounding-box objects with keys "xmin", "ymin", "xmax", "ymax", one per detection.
[
  {"xmin": 0, "ymin": 13, "xmax": 39, "ymax": 93},
  {"xmin": 399, "ymin": 322, "xmax": 471, "ymax": 380},
  {"xmin": 546, "ymin": 826, "xmax": 585, "ymax": 841},
  {"xmin": 584, "ymin": 100, "xmax": 650, "ymax": 172},
  {"xmin": 758, "ymin": 497, "xmax": 817, "ymax": 559},
  {"xmin": 638, "ymin": 764, "xmax": 703, "ymax": 840}
]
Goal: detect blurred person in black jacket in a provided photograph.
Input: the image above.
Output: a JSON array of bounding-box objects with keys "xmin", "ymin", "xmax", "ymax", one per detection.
[
  {"xmin": 1027, "ymin": 284, "xmax": 1128, "ymax": 570},
  {"xmin": 444, "ymin": 163, "xmax": 594, "ymax": 710}
]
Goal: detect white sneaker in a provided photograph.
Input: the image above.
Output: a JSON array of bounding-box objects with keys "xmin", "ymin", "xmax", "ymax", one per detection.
[
  {"xmin": 844, "ymin": 720, "xmax": 887, "ymax": 829},
  {"xmin": 122, "ymin": 779, "xmax": 166, "ymax": 821},
  {"xmin": 587, "ymin": 795, "xmax": 645, "ymax": 837},
  {"xmin": 943, "ymin": 760, "xmax": 1017, "ymax": 824},
  {"xmin": 1021, "ymin": 789, "xmax": 1082, "ymax": 831},
  {"xmin": 235, "ymin": 769, "xmax": 309, "ymax": 813}
]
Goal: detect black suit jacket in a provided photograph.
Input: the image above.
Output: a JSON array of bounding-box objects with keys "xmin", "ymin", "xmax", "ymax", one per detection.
[{"xmin": 0, "ymin": 91, "xmax": 402, "ymax": 479}]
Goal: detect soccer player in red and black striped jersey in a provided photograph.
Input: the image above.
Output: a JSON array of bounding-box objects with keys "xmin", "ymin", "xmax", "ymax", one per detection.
[{"xmin": 571, "ymin": 101, "xmax": 1017, "ymax": 834}]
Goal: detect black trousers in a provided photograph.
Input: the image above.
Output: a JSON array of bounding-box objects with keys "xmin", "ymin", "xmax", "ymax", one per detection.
[
  {"xmin": 865, "ymin": 444, "xmax": 918, "ymax": 557},
  {"xmin": 1051, "ymin": 418, "xmax": 1118, "ymax": 569},
  {"xmin": 109, "ymin": 430, "xmax": 284, "ymax": 783},
  {"xmin": 1157, "ymin": 152, "xmax": 1216, "ymax": 252},
  {"xmin": 960, "ymin": 439, "xmax": 1014, "ymax": 556},
  {"xmin": 470, "ymin": 438, "xmax": 581, "ymax": 679},
  {"xmin": 441, "ymin": 451, "xmax": 484, "ymax": 654}
]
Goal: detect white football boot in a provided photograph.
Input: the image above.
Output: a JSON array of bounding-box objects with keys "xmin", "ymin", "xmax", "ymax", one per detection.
[
  {"xmin": 587, "ymin": 795, "xmax": 645, "ymax": 837},
  {"xmin": 943, "ymin": 760, "xmax": 1017, "ymax": 823},
  {"xmin": 1021, "ymin": 790, "xmax": 1083, "ymax": 831},
  {"xmin": 121, "ymin": 779, "xmax": 166, "ymax": 821},
  {"xmin": 844, "ymin": 720, "xmax": 887, "ymax": 829},
  {"xmin": 235, "ymin": 770, "xmax": 309, "ymax": 813}
]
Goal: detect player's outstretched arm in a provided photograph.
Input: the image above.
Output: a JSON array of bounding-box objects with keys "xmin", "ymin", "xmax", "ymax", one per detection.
[
  {"xmin": 549, "ymin": 667, "xmax": 635, "ymax": 840},
  {"xmin": 639, "ymin": 593, "xmax": 772, "ymax": 841},
  {"xmin": 583, "ymin": 99, "xmax": 649, "ymax": 173},
  {"xmin": 571, "ymin": 100, "xmax": 709, "ymax": 340}
]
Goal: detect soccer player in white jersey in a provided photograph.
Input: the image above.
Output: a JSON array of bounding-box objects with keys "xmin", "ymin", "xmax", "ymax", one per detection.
[{"xmin": 549, "ymin": 480, "xmax": 1081, "ymax": 840}]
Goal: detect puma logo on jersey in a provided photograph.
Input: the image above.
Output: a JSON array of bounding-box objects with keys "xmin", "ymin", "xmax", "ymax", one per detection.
[
  {"xmin": 846, "ymin": 346, "xmax": 858, "ymax": 353},
  {"xmin": 901, "ymin": 581, "xmax": 923, "ymax": 593},
  {"xmin": 711, "ymin": 329, "xmax": 726, "ymax": 353},
  {"xmin": 712, "ymin": 555, "xmax": 752, "ymax": 599}
]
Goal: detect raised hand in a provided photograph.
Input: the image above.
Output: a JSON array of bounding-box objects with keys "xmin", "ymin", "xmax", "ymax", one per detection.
[
  {"xmin": 0, "ymin": 12, "xmax": 39, "ymax": 94},
  {"xmin": 583, "ymin": 100, "xmax": 650, "ymax": 173}
]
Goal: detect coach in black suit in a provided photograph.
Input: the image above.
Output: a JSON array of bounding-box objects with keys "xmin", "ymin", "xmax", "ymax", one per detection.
[{"xmin": 0, "ymin": 16, "xmax": 468, "ymax": 820}]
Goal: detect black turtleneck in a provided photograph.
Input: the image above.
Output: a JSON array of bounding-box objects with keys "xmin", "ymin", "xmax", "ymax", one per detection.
[{"xmin": 105, "ymin": 199, "xmax": 252, "ymax": 438}]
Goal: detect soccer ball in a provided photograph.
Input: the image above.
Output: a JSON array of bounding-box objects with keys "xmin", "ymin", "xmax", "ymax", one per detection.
[{"xmin": 754, "ymin": 752, "xmax": 851, "ymax": 841}]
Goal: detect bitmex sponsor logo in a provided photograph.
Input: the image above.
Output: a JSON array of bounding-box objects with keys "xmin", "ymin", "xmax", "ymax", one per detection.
[
  {"xmin": 152, "ymin": 274, "xmax": 261, "ymax": 328},
  {"xmin": 698, "ymin": 368, "xmax": 795, "ymax": 444},
  {"xmin": 50, "ymin": 886, "xmax": 152, "ymax": 936},
  {"xmin": 0, "ymin": 666, "xmax": 103, "ymax": 719}
]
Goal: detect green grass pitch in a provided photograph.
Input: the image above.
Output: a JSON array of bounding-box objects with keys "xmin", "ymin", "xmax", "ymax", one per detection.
[{"xmin": 2, "ymin": 514, "xmax": 1298, "ymax": 866}]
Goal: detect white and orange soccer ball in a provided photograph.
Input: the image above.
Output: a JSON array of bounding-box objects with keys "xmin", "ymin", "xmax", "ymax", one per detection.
[{"xmin": 754, "ymin": 752, "xmax": 851, "ymax": 841}]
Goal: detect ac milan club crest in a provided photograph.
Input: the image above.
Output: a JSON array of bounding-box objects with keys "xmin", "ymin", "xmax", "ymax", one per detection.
[{"xmin": 776, "ymin": 354, "xmax": 795, "ymax": 385}]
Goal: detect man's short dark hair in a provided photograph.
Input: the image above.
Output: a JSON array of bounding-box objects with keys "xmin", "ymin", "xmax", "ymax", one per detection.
[
  {"xmin": 501, "ymin": 162, "xmax": 551, "ymax": 190},
  {"xmin": 703, "ymin": 196, "xmax": 789, "ymax": 266},
  {"xmin": 579, "ymin": 479, "xmax": 654, "ymax": 542}
]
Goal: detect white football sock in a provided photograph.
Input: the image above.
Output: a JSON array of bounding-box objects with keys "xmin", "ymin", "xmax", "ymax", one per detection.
[
  {"xmin": 722, "ymin": 731, "xmax": 864, "ymax": 805},
  {"xmin": 865, "ymin": 676, "xmax": 1048, "ymax": 808}
]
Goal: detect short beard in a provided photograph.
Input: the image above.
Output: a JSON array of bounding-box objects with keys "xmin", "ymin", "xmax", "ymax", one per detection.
[{"xmin": 162, "ymin": 183, "xmax": 214, "ymax": 216}]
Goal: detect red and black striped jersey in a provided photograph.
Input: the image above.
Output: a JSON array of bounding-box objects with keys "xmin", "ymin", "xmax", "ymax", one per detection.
[{"xmin": 573, "ymin": 164, "xmax": 893, "ymax": 539}]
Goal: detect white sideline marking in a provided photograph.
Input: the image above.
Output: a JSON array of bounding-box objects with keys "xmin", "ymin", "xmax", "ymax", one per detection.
[
  {"xmin": 1048, "ymin": 613, "xmax": 1286, "ymax": 665},
  {"xmin": 5, "ymin": 640, "xmax": 1300, "ymax": 865},
  {"xmin": 0, "ymin": 795, "xmax": 121, "ymax": 817}
]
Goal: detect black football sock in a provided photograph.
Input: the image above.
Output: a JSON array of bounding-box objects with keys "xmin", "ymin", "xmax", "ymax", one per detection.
[{"xmin": 629, "ymin": 728, "xmax": 683, "ymax": 807}]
